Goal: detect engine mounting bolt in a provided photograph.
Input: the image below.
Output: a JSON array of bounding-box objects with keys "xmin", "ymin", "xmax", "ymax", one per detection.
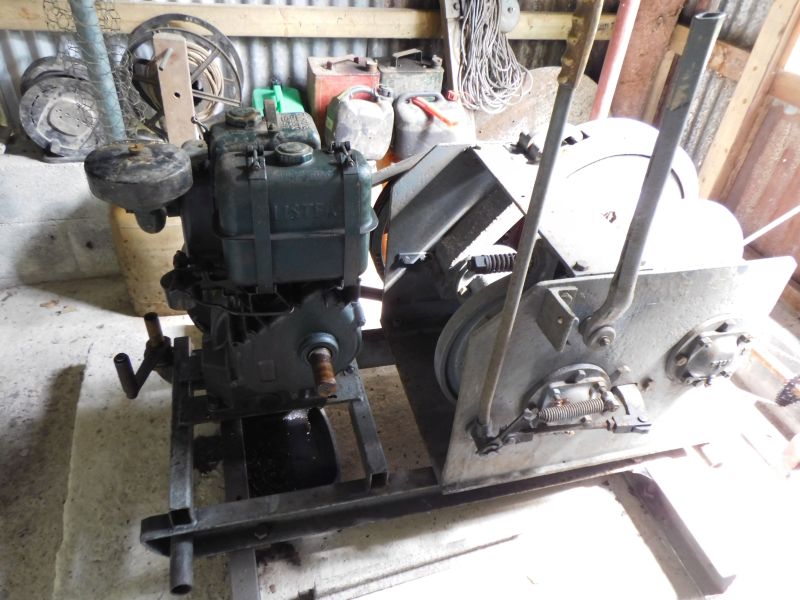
[
  {"xmin": 309, "ymin": 347, "xmax": 337, "ymax": 397},
  {"xmin": 675, "ymin": 354, "xmax": 688, "ymax": 366}
]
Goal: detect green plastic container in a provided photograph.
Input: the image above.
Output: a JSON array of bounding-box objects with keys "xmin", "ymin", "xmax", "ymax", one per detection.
[{"xmin": 252, "ymin": 83, "xmax": 304, "ymax": 115}]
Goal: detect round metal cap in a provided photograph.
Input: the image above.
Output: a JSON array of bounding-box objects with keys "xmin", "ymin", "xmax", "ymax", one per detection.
[
  {"xmin": 84, "ymin": 141, "xmax": 193, "ymax": 211},
  {"xmin": 225, "ymin": 106, "xmax": 260, "ymax": 128},
  {"xmin": 276, "ymin": 142, "xmax": 313, "ymax": 166}
]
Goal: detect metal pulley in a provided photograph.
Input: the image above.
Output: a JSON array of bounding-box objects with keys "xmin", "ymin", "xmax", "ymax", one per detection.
[
  {"xmin": 20, "ymin": 55, "xmax": 89, "ymax": 95},
  {"xmin": 127, "ymin": 13, "xmax": 245, "ymax": 135},
  {"xmin": 19, "ymin": 74, "xmax": 105, "ymax": 158}
]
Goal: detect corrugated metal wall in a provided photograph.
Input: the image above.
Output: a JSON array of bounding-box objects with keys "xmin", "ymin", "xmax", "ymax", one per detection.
[
  {"xmin": 726, "ymin": 98, "xmax": 800, "ymax": 278},
  {"xmin": 678, "ymin": 0, "xmax": 768, "ymax": 170},
  {"xmin": 0, "ymin": 0, "xmax": 608, "ymax": 132},
  {"xmin": 0, "ymin": 0, "xmax": 438, "ymax": 132}
]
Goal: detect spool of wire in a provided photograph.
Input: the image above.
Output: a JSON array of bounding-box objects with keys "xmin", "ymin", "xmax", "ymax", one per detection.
[{"xmin": 458, "ymin": 0, "xmax": 531, "ymax": 114}]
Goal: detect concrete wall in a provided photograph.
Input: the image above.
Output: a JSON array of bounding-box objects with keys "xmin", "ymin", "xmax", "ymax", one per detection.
[{"xmin": 0, "ymin": 147, "xmax": 119, "ymax": 288}]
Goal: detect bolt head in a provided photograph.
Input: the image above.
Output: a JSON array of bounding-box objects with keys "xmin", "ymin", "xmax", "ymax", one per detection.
[
  {"xmin": 599, "ymin": 336, "xmax": 611, "ymax": 347},
  {"xmin": 675, "ymin": 354, "xmax": 689, "ymax": 366},
  {"xmin": 698, "ymin": 336, "xmax": 713, "ymax": 348}
]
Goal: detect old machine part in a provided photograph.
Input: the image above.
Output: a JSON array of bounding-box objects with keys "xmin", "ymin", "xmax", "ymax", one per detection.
[
  {"xmin": 18, "ymin": 57, "xmax": 104, "ymax": 158},
  {"xmin": 127, "ymin": 13, "xmax": 245, "ymax": 135},
  {"xmin": 84, "ymin": 6, "xmax": 796, "ymax": 598}
]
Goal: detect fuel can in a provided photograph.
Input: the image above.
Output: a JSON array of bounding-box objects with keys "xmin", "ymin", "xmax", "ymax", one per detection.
[
  {"xmin": 376, "ymin": 49, "xmax": 444, "ymax": 97},
  {"xmin": 307, "ymin": 55, "xmax": 380, "ymax": 136},
  {"xmin": 393, "ymin": 92, "xmax": 475, "ymax": 160},
  {"xmin": 324, "ymin": 86, "xmax": 394, "ymax": 160}
]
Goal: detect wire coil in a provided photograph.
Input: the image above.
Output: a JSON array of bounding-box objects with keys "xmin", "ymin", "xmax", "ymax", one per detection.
[{"xmin": 458, "ymin": 0, "xmax": 532, "ymax": 114}]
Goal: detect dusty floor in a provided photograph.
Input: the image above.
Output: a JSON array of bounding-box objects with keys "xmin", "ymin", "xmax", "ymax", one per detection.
[{"xmin": 1, "ymin": 275, "xmax": 800, "ymax": 600}]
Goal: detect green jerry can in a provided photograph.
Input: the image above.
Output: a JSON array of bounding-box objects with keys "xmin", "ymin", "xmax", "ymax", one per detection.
[{"xmin": 252, "ymin": 80, "xmax": 305, "ymax": 115}]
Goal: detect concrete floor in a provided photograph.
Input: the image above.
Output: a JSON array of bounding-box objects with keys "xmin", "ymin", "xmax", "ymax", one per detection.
[{"xmin": 1, "ymin": 275, "xmax": 800, "ymax": 600}]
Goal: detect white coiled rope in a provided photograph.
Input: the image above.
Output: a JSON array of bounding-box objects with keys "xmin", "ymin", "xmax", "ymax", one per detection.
[{"xmin": 458, "ymin": 0, "xmax": 531, "ymax": 114}]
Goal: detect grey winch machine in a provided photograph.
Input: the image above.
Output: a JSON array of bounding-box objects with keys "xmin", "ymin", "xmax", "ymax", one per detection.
[{"xmin": 84, "ymin": 5, "xmax": 795, "ymax": 597}]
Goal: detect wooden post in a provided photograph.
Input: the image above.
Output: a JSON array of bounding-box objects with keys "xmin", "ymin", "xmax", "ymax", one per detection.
[
  {"xmin": 439, "ymin": 0, "xmax": 462, "ymax": 93},
  {"xmin": 153, "ymin": 32, "xmax": 198, "ymax": 147},
  {"xmin": 609, "ymin": 0, "xmax": 684, "ymax": 119}
]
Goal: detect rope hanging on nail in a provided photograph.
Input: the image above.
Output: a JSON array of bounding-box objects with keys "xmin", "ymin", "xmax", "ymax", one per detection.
[{"xmin": 458, "ymin": 0, "xmax": 531, "ymax": 114}]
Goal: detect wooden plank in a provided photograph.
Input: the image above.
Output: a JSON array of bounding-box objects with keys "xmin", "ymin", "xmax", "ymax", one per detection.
[
  {"xmin": 507, "ymin": 12, "xmax": 615, "ymax": 40},
  {"xmin": 0, "ymin": 0, "xmax": 614, "ymax": 41},
  {"xmin": 610, "ymin": 0, "xmax": 684, "ymax": 119},
  {"xmin": 699, "ymin": 0, "xmax": 800, "ymax": 200},
  {"xmin": 642, "ymin": 49, "xmax": 676, "ymax": 124},
  {"xmin": 669, "ymin": 24, "xmax": 749, "ymax": 82},
  {"xmin": 153, "ymin": 33, "xmax": 197, "ymax": 147},
  {"xmin": 771, "ymin": 70, "xmax": 800, "ymax": 106}
]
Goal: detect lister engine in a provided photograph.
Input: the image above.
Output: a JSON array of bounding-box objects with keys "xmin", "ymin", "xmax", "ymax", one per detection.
[
  {"xmin": 87, "ymin": 106, "xmax": 375, "ymax": 408},
  {"xmin": 84, "ymin": 10, "xmax": 796, "ymax": 597}
]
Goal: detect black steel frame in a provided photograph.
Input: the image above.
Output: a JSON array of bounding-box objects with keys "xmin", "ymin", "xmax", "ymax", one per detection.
[{"xmin": 138, "ymin": 328, "xmax": 680, "ymax": 599}]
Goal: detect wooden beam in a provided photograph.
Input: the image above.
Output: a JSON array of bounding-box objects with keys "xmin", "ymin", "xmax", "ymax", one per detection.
[
  {"xmin": 0, "ymin": 1, "xmax": 615, "ymax": 41},
  {"xmin": 699, "ymin": 0, "xmax": 800, "ymax": 200},
  {"xmin": 507, "ymin": 12, "xmax": 615, "ymax": 41},
  {"xmin": 669, "ymin": 23, "xmax": 750, "ymax": 82},
  {"xmin": 610, "ymin": 0, "xmax": 684, "ymax": 120},
  {"xmin": 771, "ymin": 70, "xmax": 800, "ymax": 106}
]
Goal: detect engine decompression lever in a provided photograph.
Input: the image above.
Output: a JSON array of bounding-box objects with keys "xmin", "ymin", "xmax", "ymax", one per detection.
[
  {"xmin": 473, "ymin": 0, "xmax": 603, "ymax": 441},
  {"xmin": 580, "ymin": 12, "xmax": 725, "ymax": 350}
]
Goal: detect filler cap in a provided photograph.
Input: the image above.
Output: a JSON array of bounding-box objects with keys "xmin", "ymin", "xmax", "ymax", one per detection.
[{"xmin": 276, "ymin": 141, "xmax": 313, "ymax": 166}]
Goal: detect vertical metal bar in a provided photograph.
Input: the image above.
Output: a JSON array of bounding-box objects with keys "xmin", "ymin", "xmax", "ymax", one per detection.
[
  {"xmin": 66, "ymin": 0, "xmax": 126, "ymax": 141},
  {"xmin": 168, "ymin": 337, "xmax": 195, "ymax": 593},
  {"xmin": 347, "ymin": 365, "xmax": 389, "ymax": 489},
  {"xmin": 581, "ymin": 12, "xmax": 725, "ymax": 350},
  {"xmin": 475, "ymin": 0, "xmax": 604, "ymax": 437},
  {"xmin": 222, "ymin": 419, "xmax": 262, "ymax": 600}
]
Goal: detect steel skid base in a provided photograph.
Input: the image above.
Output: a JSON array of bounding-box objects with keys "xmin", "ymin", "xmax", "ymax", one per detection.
[{"xmin": 139, "ymin": 329, "xmax": 682, "ymax": 599}]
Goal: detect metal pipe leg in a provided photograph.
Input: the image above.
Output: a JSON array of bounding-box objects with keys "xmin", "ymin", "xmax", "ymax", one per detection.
[{"xmin": 169, "ymin": 536, "xmax": 194, "ymax": 595}]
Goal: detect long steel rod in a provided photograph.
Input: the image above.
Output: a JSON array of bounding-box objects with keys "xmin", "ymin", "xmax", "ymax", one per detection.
[
  {"xmin": 67, "ymin": 0, "xmax": 126, "ymax": 141},
  {"xmin": 581, "ymin": 12, "xmax": 725, "ymax": 349},
  {"xmin": 475, "ymin": 0, "xmax": 603, "ymax": 436}
]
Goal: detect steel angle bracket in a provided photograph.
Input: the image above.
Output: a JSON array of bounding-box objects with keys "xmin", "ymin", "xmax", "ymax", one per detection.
[{"xmin": 537, "ymin": 286, "xmax": 579, "ymax": 351}]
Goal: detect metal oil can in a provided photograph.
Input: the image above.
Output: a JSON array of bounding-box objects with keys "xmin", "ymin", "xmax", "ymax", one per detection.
[
  {"xmin": 393, "ymin": 92, "xmax": 475, "ymax": 160},
  {"xmin": 376, "ymin": 49, "xmax": 444, "ymax": 97},
  {"xmin": 307, "ymin": 55, "xmax": 381, "ymax": 136},
  {"xmin": 324, "ymin": 86, "xmax": 394, "ymax": 161}
]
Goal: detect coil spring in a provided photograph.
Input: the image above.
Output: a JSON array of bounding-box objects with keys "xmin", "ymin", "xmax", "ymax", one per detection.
[
  {"xmin": 538, "ymin": 397, "xmax": 605, "ymax": 423},
  {"xmin": 469, "ymin": 252, "xmax": 517, "ymax": 274}
]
